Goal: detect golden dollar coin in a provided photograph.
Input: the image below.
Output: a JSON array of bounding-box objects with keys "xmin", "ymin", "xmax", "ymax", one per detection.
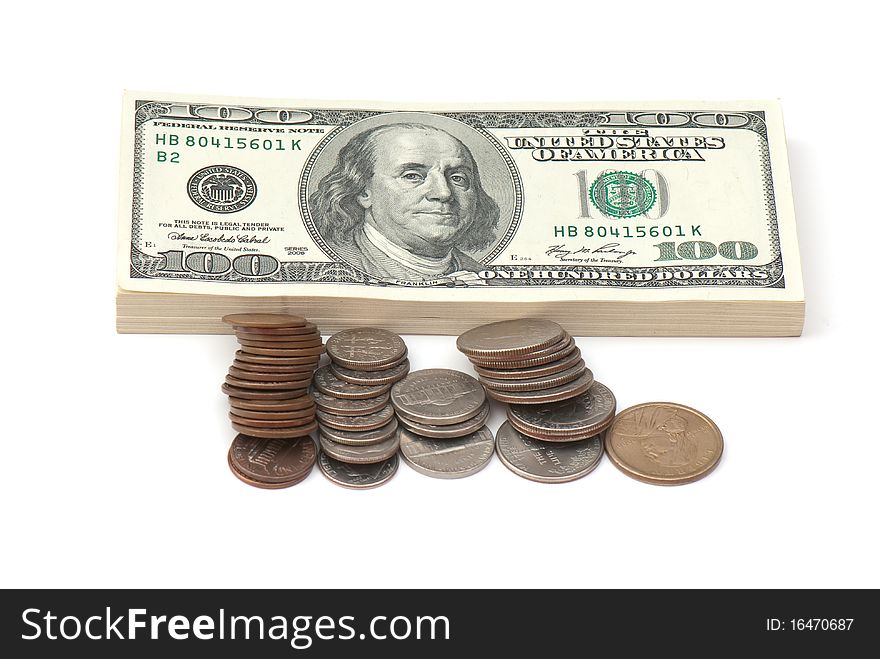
[{"xmin": 605, "ymin": 402, "xmax": 723, "ymax": 485}]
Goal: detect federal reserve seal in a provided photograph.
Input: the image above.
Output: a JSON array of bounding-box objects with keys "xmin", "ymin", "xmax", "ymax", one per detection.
[
  {"xmin": 589, "ymin": 171, "xmax": 656, "ymax": 219},
  {"xmin": 187, "ymin": 165, "xmax": 257, "ymax": 213}
]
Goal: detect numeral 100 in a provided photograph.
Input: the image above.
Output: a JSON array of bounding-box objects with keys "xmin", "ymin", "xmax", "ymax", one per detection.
[
  {"xmin": 158, "ymin": 250, "xmax": 279, "ymax": 276},
  {"xmin": 654, "ymin": 240, "xmax": 758, "ymax": 261}
]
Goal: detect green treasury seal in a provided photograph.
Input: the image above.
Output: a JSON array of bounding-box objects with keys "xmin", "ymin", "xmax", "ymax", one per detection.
[{"xmin": 589, "ymin": 171, "xmax": 657, "ymax": 219}]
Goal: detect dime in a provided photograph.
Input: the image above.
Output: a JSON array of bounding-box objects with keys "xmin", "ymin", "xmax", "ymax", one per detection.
[
  {"xmin": 479, "ymin": 361, "xmax": 588, "ymax": 392},
  {"xmin": 495, "ymin": 422, "xmax": 603, "ymax": 484},
  {"xmin": 507, "ymin": 381, "xmax": 617, "ymax": 439},
  {"xmin": 483, "ymin": 370, "xmax": 593, "ymax": 405},
  {"xmin": 235, "ymin": 350, "xmax": 320, "ymax": 366},
  {"xmin": 473, "ymin": 348, "xmax": 583, "ymax": 380},
  {"xmin": 457, "ymin": 319, "xmax": 566, "ymax": 359},
  {"xmin": 231, "ymin": 420, "xmax": 317, "ymax": 438},
  {"xmin": 318, "ymin": 432, "xmax": 400, "ymax": 465},
  {"xmin": 315, "ymin": 404, "xmax": 395, "ymax": 431},
  {"xmin": 325, "ymin": 328, "xmax": 407, "ymax": 369},
  {"xmin": 330, "ymin": 359, "xmax": 411, "ymax": 385},
  {"xmin": 467, "ymin": 337, "xmax": 577, "ymax": 369},
  {"xmin": 604, "ymin": 402, "xmax": 723, "ymax": 486},
  {"xmin": 390, "ymin": 369, "xmax": 486, "ymax": 425},
  {"xmin": 221, "ymin": 383, "xmax": 308, "ymax": 400},
  {"xmin": 398, "ymin": 426, "xmax": 494, "ymax": 479},
  {"xmin": 395, "ymin": 401, "xmax": 490, "ymax": 439},
  {"xmin": 232, "ymin": 323, "xmax": 318, "ymax": 336},
  {"xmin": 332, "ymin": 351, "xmax": 409, "ymax": 373},
  {"xmin": 318, "ymin": 418, "xmax": 399, "ymax": 446},
  {"xmin": 237, "ymin": 337, "xmax": 324, "ymax": 349},
  {"xmin": 228, "ymin": 366, "xmax": 316, "ymax": 383},
  {"xmin": 225, "ymin": 374, "xmax": 312, "ymax": 390},
  {"xmin": 311, "ymin": 389, "xmax": 390, "ymax": 416},
  {"xmin": 221, "ymin": 313, "xmax": 307, "ymax": 329},
  {"xmin": 228, "ymin": 395, "xmax": 315, "ymax": 412},
  {"xmin": 229, "ymin": 412, "xmax": 316, "ymax": 429},
  {"xmin": 312, "ymin": 365, "xmax": 391, "ymax": 400},
  {"xmin": 231, "ymin": 359, "xmax": 318, "ymax": 375},
  {"xmin": 318, "ymin": 452, "xmax": 399, "ymax": 489},
  {"xmin": 227, "ymin": 434, "xmax": 316, "ymax": 484},
  {"xmin": 239, "ymin": 344, "xmax": 325, "ymax": 358},
  {"xmin": 229, "ymin": 405, "xmax": 316, "ymax": 421}
]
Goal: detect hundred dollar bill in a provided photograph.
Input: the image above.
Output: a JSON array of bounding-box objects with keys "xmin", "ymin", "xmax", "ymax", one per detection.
[{"xmin": 117, "ymin": 92, "xmax": 802, "ymax": 322}]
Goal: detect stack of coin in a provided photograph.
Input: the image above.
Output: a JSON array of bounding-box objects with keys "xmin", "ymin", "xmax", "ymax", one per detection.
[
  {"xmin": 220, "ymin": 313, "xmax": 323, "ymax": 487},
  {"xmin": 313, "ymin": 328, "xmax": 408, "ymax": 488},
  {"xmin": 391, "ymin": 369, "xmax": 495, "ymax": 479},
  {"xmin": 457, "ymin": 318, "xmax": 594, "ymax": 404}
]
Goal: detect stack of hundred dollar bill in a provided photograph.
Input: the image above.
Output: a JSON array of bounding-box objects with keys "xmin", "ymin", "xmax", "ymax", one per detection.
[{"xmin": 117, "ymin": 92, "xmax": 803, "ymax": 336}]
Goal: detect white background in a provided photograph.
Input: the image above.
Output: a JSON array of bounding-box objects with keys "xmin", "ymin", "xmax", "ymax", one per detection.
[{"xmin": 1, "ymin": 0, "xmax": 878, "ymax": 589}]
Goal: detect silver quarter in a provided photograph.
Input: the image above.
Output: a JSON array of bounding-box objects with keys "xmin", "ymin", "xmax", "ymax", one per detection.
[
  {"xmin": 457, "ymin": 318, "xmax": 566, "ymax": 358},
  {"xmin": 391, "ymin": 369, "xmax": 486, "ymax": 425},
  {"xmin": 479, "ymin": 361, "xmax": 588, "ymax": 392},
  {"xmin": 396, "ymin": 401, "xmax": 490, "ymax": 439},
  {"xmin": 484, "ymin": 370, "xmax": 594, "ymax": 405},
  {"xmin": 311, "ymin": 389, "xmax": 390, "ymax": 416},
  {"xmin": 508, "ymin": 381, "xmax": 617, "ymax": 438},
  {"xmin": 330, "ymin": 359, "xmax": 411, "ymax": 385},
  {"xmin": 495, "ymin": 421, "xmax": 604, "ymax": 483},
  {"xmin": 319, "ymin": 431, "xmax": 400, "ymax": 465},
  {"xmin": 312, "ymin": 365, "xmax": 391, "ymax": 400},
  {"xmin": 315, "ymin": 404, "xmax": 396, "ymax": 431},
  {"xmin": 466, "ymin": 337, "xmax": 576, "ymax": 369},
  {"xmin": 472, "ymin": 347, "xmax": 583, "ymax": 380},
  {"xmin": 325, "ymin": 328, "xmax": 407, "ymax": 369},
  {"xmin": 398, "ymin": 426, "xmax": 494, "ymax": 479},
  {"xmin": 318, "ymin": 452, "xmax": 399, "ymax": 489},
  {"xmin": 318, "ymin": 417, "xmax": 399, "ymax": 446}
]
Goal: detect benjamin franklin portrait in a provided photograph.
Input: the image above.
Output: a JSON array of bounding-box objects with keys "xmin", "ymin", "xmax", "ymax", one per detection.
[{"xmin": 307, "ymin": 116, "xmax": 514, "ymax": 284}]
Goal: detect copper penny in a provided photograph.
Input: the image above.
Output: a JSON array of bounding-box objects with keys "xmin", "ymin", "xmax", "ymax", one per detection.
[
  {"xmin": 231, "ymin": 420, "xmax": 318, "ymax": 438},
  {"xmin": 228, "ymin": 366, "xmax": 316, "ymax": 383},
  {"xmin": 231, "ymin": 359, "xmax": 317, "ymax": 374},
  {"xmin": 396, "ymin": 401, "xmax": 490, "ymax": 439},
  {"xmin": 312, "ymin": 366, "xmax": 391, "ymax": 400},
  {"xmin": 317, "ymin": 418, "xmax": 399, "ymax": 446},
  {"xmin": 457, "ymin": 319, "xmax": 566, "ymax": 359},
  {"xmin": 479, "ymin": 362, "xmax": 589, "ymax": 393},
  {"xmin": 227, "ymin": 452, "xmax": 312, "ymax": 489},
  {"xmin": 232, "ymin": 322, "xmax": 317, "ymax": 336},
  {"xmin": 467, "ymin": 335, "xmax": 573, "ymax": 367},
  {"xmin": 227, "ymin": 434, "xmax": 315, "ymax": 485},
  {"xmin": 315, "ymin": 404, "xmax": 396, "ymax": 431},
  {"xmin": 221, "ymin": 383, "xmax": 308, "ymax": 400},
  {"xmin": 330, "ymin": 359, "xmax": 410, "ymax": 386},
  {"xmin": 604, "ymin": 402, "xmax": 723, "ymax": 486},
  {"xmin": 237, "ymin": 337, "xmax": 324, "ymax": 349},
  {"xmin": 473, "ymin": 348, "xmax": 583, "ymax": 380},
  {"xmin": 325, "ymin": 328, "xmax": 407, "ymax": 369},
  {"xmin": 229, "ymin": 395, "xmax": 315, "ymax": 412},
  {"xmin": 229, "ymin": 412, "xmax": 316, "ymax": 428},
  {"xmin": 311, "ymin": 389, "xmax": 391, "ymax": 416},
  {"xmin": 483, "ymin": 370, "xmax": 594, "ymax": 405},
  {"xmin": 230, "ymin": 405, "xmax": 315, "ymax": 421},
  {"xmin": 239, "ymin": 344, "xmax": 325, "ymax": 358},
  {"xmin": 235, "ymin": 350, "xmax": 320, "ymax": 366},
  {"xmin": 318, "ymin": 431, "xmax": 400, "ymax": 465},
  {"xmin": 225, "ymin": 374, "xmax": 312, "ymax": 390},
  {"xmin": 222, "ymin": 313, "xmax": 307, "ymax": 328}
]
